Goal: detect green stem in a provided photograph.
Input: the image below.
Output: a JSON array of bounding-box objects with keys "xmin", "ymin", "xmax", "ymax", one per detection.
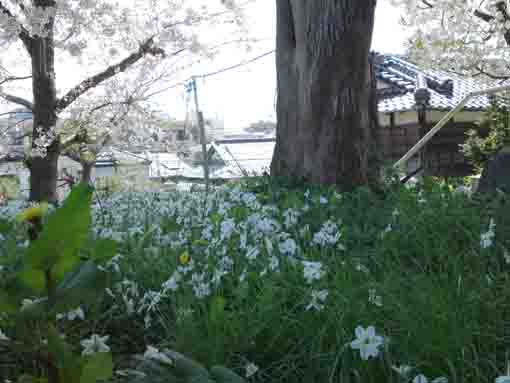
[
  {"xmin": 45, "ymin": 269, "xmax": 57, "ymax": 310},
  {"xmin": 45, "ymin": 269, "xmax": 59, "ymax": 383}
]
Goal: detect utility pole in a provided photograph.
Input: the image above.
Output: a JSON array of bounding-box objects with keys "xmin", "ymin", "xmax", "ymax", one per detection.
[{"xmin": 190, "ymin": 77, "xmax": 210, "ymax": 192}]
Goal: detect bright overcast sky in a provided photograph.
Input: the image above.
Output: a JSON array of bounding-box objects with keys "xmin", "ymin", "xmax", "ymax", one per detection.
[
  {"xmin": 0, "ymin": 1, "xmax": 410, "ymax": 133},
  {"xmin": 165, "ymin": 0, "xmax": 412, "ymax": 133}
]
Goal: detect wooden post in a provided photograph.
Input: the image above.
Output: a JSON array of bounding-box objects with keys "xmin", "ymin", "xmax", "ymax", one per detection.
[
  {"xmin": 191, "ymin": 77, "xmax": 210, "ymax": 192},
  {"xmin": 418, "ymin": 109, "xmax": 428, "ymax": 176}
]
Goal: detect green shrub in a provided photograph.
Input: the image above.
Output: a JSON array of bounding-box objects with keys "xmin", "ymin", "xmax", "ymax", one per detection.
[{"xmin": 462, "ymin": 96, "xmax": 510, "ymax": 172}]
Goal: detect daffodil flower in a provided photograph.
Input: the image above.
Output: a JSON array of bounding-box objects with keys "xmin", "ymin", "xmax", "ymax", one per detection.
[
  {"xmin": 179, "ymin": 251, "xmax": 190, "ymax": 265},
  {"xmin": 15, "ymin": 202, "xmax": 49, "ymax": 223}
]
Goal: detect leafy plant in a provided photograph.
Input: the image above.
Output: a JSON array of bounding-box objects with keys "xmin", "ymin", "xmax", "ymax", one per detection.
[
  {"xmin": 131, "ymin": 349, "xmax": 247, "ymax": 383},
  {"xmin": 462, "ymin": 97, "xmax": 510, "ymax": 172},
  {"xmin": 0, "ymin": 184, "xmax": 118, "ymax": 383}
]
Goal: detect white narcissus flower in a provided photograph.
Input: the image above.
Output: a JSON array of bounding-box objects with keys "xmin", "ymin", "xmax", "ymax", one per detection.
[
  {"xmin": 302, "ymin": 261, "xmax": 325, "ymax": 284},
  {"xmin": 481, "ymin": 218, "xmax": 496, "ymax": 249},
  {"xmin": 313, "ymin": 220, "xmax": 341, "ymax": 247},
  {"xmin": 0, "ymin": 329, "xmax": 9, "ymax": 341},
  {"xmin": 349, "ymin": 325, "xmax": 384, "ymax": 360},
  {"xmin": 57, "ymin": 307, "xmax": 85, "ymax": 321},
  {"xmin": 245, "ymin": 362, "xmax": 259, "ymax": 378},
  {"xmin": 413, "ymin": 375, "xmax": 448, "ymax": 383},
  {"xmin": 278, "ymin": 237, "xmax": 297, "ymax": 256},
  {"xmin": 80, "ymin": 334, "xmax": 110, "ymax": 356},
  {"xmin": 246, "ymin": 246, "xmax": 259, "ymax": 261},
  {"xmin": 143, "ymin": 346, "xmax": 173, "ymax": 365},
  {"xmin": 368, "ymin": 288, "xmax": 383, "ymax": 307},
  {"xmin": 306, "ymin": 289, "xmax": 329, "ymax": 311},
  {"xmin": 413, "ymin": 375, "xmax": 428, "ymax": 383},
  {"xmin": 496, "ymin": 362, "xmax": 510, "ymax": 383},
  {"xmin": 504, "ymin": 248, "xmax": 510, "ymax": 264},
  {"xmin": 392, "ymin": 364, "xmax": 413, "ymax": 378}
]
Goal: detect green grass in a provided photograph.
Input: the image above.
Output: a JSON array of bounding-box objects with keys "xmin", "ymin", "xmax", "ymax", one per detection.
[{"xmin": 1, "ymin": 177, "xmax": 510, "ymax": 382}]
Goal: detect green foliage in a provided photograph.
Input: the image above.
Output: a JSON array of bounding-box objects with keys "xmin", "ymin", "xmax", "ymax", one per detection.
[
  {"xmin": 22, "ymin": 184, "xmax": 93, "ymax": 290},
  {"xmin": 0, "ymin": 184, "xmax": 116, "ymax": 383},
  {"xmin": 0, "ymin": 175, "xmax": 20, "ymax": 199},
  {"xmin": 105, "ymin": 178, "xmax": 510, "ymax": 383},
  {"xmin": 132, "ymin": 350, "xmax": 246, "ymax": 383},
  {"xmin": 3, "ymin": 179, "xmax": 510, "ymax": 382},
  {"xmin": 462, "ymin": 97, "xmax": 510, "ymax": 172},
  {"xmin": 80, "ymin": 352, "xmax": 114, "ymax": 383}
]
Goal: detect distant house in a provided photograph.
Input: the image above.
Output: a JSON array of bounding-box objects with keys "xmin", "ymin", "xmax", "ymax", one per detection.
[
  {"xmin": 0, "ymin": 146, "xmax": 152, "ymax": 199},
  {"xmin": 374, "ymin": 53, "xmax": 491, "ymax": 176},
  {"xmin": 148, "ymin": 138, "xmax": 275, "ymax": 183}
]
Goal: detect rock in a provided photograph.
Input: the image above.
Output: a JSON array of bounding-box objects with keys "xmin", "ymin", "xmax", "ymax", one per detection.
[{"xmin": 477, "ymin": 147, "xmax": 510, "ymax": 194}]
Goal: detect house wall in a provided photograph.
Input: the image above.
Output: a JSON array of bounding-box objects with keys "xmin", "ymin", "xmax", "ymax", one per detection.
[
  {"xmin": 377, "ymin": 111, "xmax": 485, "ymax": 177},
  {"xmin": 0, "ymin": 162, "xmax": 30, "ymax": 198}
]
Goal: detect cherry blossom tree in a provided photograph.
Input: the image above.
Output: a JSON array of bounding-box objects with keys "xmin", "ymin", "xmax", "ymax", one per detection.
[
  {"xmin": 0, "ymin": 0, "xmax": 249, "ymax": 202},
  {"xmin": 390, "ymin": 0, "xmax": 510, "ymax": 80}
]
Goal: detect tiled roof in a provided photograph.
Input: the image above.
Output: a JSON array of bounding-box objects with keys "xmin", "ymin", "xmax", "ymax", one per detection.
[
  {"xmin": 95, "ymin": 147, "xmax": 151, "ymax": 167},
  {"xmin": 145, "ymin": 138, "xmax": 275, "ymax": 181},
  {"xmin": 374, "ymin": 54, "xmax": 491, "ymax": 113},
  {"xmin": 211, "ymin": 138, "xmax": 274, "ymax": 177}
]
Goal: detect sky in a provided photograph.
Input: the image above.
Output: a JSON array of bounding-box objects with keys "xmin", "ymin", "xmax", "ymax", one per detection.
[
  {"xmin": 163, "ymin": 0, "xmax": 412, "ymax": 133},
  {"xmin": 0, "ymin": 1, "xmax": 412, "ymax": 134}
]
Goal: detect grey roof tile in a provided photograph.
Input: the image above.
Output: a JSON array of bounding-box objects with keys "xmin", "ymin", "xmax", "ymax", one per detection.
[{"xmin": 375, "ymin": 54, "xmax": 491, "ymax": 114}]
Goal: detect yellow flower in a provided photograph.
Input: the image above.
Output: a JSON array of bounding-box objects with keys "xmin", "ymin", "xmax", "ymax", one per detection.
[
  {"xmin": 179, "ymin": 251, "xmax": 190, "ymax": 265},
  {"xmin": 16, "ymin": 202, "xmax": 49, "ymax": 223}
]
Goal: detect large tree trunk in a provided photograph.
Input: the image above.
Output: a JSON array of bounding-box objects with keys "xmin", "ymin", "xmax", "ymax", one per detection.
[
  {"xmin": 80, "ymin": 161, "xmax": 94, "ymax": 186},
  {"xmin": 29, "ymin": 5, "xmax": 59, "ymax": 203},
  {"xmin": 271, "ymin": 0, "xmax": 378, "ymax": 190}
]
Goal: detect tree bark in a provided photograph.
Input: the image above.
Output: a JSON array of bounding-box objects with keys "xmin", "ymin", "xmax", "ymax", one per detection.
[
  {"xmin": 271, "ymin": 0, "xmax": 378, "ymax": 190},
  {"xmin": 80, "ymin": 161, "xmax": 94, "ymax": 186},
  {"xmin": 29, "ymin": 1, "xmax": 59, "ymax": 203}
]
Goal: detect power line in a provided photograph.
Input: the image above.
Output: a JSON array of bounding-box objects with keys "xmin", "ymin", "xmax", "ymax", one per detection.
[
  {"xmin": 195, "ymin": 50, "xmax": 275, "ymax": 79},
  {"xmin": 143, "ymin": 49, "xmax": 276, "ymax": 99}
]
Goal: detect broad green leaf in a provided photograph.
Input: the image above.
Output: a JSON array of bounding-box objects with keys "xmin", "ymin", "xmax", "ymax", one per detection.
[
  {"xmin": 18, "ymin": 268, "xmax": 45, "ymax": 294},
  {"xmin": 88, "ymin": 239, "xmax": 117, "ymax": 263},
  {"xmin": 55, "ymin": 261, "xmax": 108, "ymax": 312},
  {"xmin": 17, "ymin": 375, "xmax": 48, "ymax": 383},
  {"xmin": 24, "ymin": 184, "xmax": 93, "ymax": 274},
  {"xmin": 47, "ymin": 324, "xmax": 82, "ymax": 382},
  {"xmin": 164, "ymin": 350, "xmax": 210, "ymax": 380},
  {"xmin": 80, "ymin": 352, "xmax": 113, "ymax": 383},
  {"xmin": 0, "ymin": 289, "xmax": 20, "ymax": 314}
]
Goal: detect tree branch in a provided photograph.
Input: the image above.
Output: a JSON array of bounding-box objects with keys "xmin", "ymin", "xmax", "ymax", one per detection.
[
  {"xmin": 14, "ymin": 0, "xmax": 27, "ymax": 14},
  {"xmin": 0, "ymin": 74, "xmax": 31, "ymax": 86},
  {"xmin": 494, "ymin": 1, "xmax": 510, "ymax": 46},
  {"xmin": 0, "ymin": 0, "xmax": 33, "ymax": 53},
  {"xmin": 0, "ymin": 92, "xmax": 33, "ymax": 110},
  {"xmin": 419, "ymin": 0, "xmax": 434, "ymax": 9},
  {"xmin": 473, "ymin": 65, "xmax": 510, "ymax": 80},
  {"xmin": 55, "ymin": 37, "xmax": 167, "ymax": 112},
  {"xmin": 474, "ymin": 9, "xmax": 495, "ymax": 22}
]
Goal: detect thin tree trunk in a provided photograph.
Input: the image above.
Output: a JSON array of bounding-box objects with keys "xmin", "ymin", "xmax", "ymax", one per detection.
[
  {"xmin": 80, "ymin": 161, "xmax": 94, "ymax": 186},
  {"xmin": 29, "ymin": 3, "xmax": 59, "ymax": 203},
  {"xmin": 271, "ymin": 0, "xmax": 377, "ymax": 190}
]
